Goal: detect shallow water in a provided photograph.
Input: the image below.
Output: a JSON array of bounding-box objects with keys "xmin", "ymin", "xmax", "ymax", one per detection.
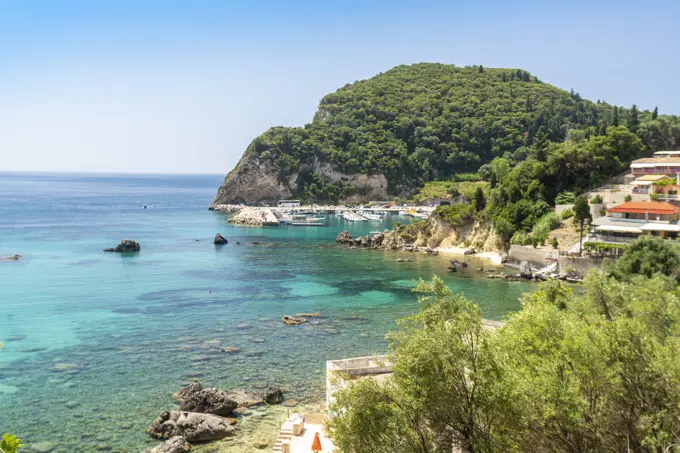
[{"xmin": 0, "ymin": 172, "xmax": 532, "ymax": 452}]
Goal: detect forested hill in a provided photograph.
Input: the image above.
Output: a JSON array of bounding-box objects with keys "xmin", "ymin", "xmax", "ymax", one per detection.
[{"xmin": 212, "ymin": 63, "xmax": 680, "ymax": 205}]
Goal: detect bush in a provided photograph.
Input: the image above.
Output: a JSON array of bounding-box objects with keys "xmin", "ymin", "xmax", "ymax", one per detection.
[
  {"xmin": 434, "ymin": 204, "xmax": 475, "ymax": 226},
  {"xmin": 590, "ymin": 194, "xmax": 603, "ymax": 204},
  {"xmin": 531, "ymin": 212, "xmax": 561, "ymax": 242},
  {"xmin": 561, "ymin": 209, "xmax": 574, "ymax": 220},
  {"xmin": 511, "ymin": 231, "xmax": 531, "ymax": 246},
  {"xmin": 599, "ymin": 206, "xmax": 607, "ymax": 216},
  {"xmin": 651, "ymin": 193, "xmax": 661, "ymax": 201},
  {"xmin": 554, "ymin": 191, "xmax": 576, "ymax": 205},
  {"xmin": 551, "ymin": 238, "xmax": 558, "ymax": 249},
  {"xmin": 624, "ymin": 194, "xmax": 632, "ymax": 202}
]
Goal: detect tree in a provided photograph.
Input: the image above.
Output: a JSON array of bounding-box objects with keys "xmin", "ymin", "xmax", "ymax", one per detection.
[
  {"xmin": 652, "ymin": 106, "xmax": 659, "ymax": 120},
  {"xmin": 628, "ymin": 104, "xmax": 640, "ymax": 133},
  {"xmin": 613, "ymin": 106, "xmax": 620, "ymax": 127},
  {"xmin": 612, "ymin": 235, "xmax": 680, "ymax": 279},
  {"xmin": 474, "ymin": 187, "xmax": 486, "ymax": 211},
  {"xmin": 0, "ymin": 434, "xmax": 22, "ymax": 453},
  {"xmin": 329, "ymin": 274, "xmax": 680, "ymax": 453},
  {"xmin": 573, "ymin": 195, "xmax": 591, "ymax": 256},
  {"xmin": 328, "ymin": 277, "xmax": 514, "ymax": 453}
]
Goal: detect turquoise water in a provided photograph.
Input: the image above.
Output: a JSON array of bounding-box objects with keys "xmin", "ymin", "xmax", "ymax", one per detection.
[{"xmin": 0, "ymin": 173, "xmax": 531, "ymax": 452}]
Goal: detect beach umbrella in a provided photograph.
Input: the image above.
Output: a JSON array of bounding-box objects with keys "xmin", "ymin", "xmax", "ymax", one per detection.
[{"xmin": 311, "ymin": 432, "xmax": 322, "ymax": 452}]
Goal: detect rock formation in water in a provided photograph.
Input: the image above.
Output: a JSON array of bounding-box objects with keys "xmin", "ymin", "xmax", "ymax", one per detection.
[
  {"xmin": 213, "ymin": 233, "xmax": 228, "ymax": 245},
  {"xmin": 103, "ymin": 239, "xmax": 140, "ymax": 253},
  {"xmin": 178, "ymin": 388, "xmax": 238, "ymax": 416},
  {"xmin": 147, "ymin": 411, "xmax": 236, "ymax": 442},
  {"xmin": 282, "ymin": 315, "xmax": 308, "ymax": 325},
  {"xmin": 228, "ymin": 207, "xmax": 279, "ymax": 226},
  {"xmin": 141, "ymin": 436, "xmax": 190, "ymax": 453}
]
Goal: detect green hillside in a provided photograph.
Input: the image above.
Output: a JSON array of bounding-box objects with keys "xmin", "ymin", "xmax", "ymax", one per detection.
[{"xmin": 243, "ymin": 63, "xmax": 679, "ymax": 198}]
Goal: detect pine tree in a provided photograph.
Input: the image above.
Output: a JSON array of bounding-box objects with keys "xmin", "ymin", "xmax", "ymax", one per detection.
[
  {"xmin": 501, "ymin": 72, "xmax": 507, "ymax": 82},
  {"xmin": 652, "ymin": 106, "xmax": 658, "ymax": 120},
  {"xmin": 479, "ymin": 65, "xmax": 484, "ymax": 73},
  {"xmin": 612, "ymin": 106, "xmax": 620, "ymax": 127},
  {"xmin": 628, "ymin": 104, "xmax": 639, "ymax": 133}
]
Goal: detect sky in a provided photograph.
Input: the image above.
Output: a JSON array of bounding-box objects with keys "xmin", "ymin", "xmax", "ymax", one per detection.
[{"xmin": 1, "ymin": 0, "xmax": 679, "ymax": 174}]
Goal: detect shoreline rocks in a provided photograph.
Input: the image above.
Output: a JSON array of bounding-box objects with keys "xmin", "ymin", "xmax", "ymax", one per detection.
[
  {"xmin": 147, "ymin": 411, "xmax": 236, "ymax": 442},
  {"xmin": 178, "ymin": 388, "xmax": 238, "ymax": 416},
  {"xmin": 104, "ymin": 240, "xmax": 140, "ymax": 253},
  {"xmin": 229, "ymin": 207, "xmax": 279, "ymax": 226},
  {"xmin": 141, "ymin": 436, "xmax": 190, "ymax": 453}
]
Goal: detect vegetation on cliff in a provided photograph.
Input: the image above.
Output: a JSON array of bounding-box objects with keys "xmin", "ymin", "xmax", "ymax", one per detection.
[
  {"xmin": 328, "ymin": 238, "xmax": 680, "ymax": 453},
  {"xmin": 234, "ymin": 63, "xmax": 679, "ymax": 203}
]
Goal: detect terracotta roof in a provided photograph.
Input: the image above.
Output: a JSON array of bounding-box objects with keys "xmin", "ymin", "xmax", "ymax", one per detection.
[{"xmin": 608, "ymin": 201, "xmax": 680, "ymax": 216}]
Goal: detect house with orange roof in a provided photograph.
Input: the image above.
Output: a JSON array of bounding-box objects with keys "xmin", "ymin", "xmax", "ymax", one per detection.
[{"xmin": 590, "ymin": 201, "xmax": 680, "ymax": 242}]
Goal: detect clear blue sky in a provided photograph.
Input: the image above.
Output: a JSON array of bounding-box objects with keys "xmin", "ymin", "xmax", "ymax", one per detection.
[{"xmin": 1, "ymin": 0, "xmax": 678, "ymax": 174}]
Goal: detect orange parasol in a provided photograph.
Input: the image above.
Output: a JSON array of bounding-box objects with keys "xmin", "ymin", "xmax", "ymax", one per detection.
[{"xmin": 311, "ymin": 432, "xmax": 322, "ymax": 452}]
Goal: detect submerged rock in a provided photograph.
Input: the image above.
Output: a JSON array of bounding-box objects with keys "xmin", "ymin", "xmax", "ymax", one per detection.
[
  {"xmin": 295, "ymin": 313, "xmax": 323, "ymax": 318},
  {"xmin": 213, "ymin": 233, "xmax": 228, "ymax": 245},
  {"xmin": 141, "ymin": 436, "xmax": 190, "ymax": 453},
  {"xmin": 179, "ymin": 388, "xmax": 237, "ymax": 416},
  {"xmin": 225, "ymin": 389, "xmax": 264, "ymax": 407},
  {"xmin": 264, "ymin": 387, "xmax": 284, "ymax": 405},
  {"xmin": 103, "ymin": 240, "xmax": 140, "ymax": 253},
  {"xmin": 147, "ymin": 411, "xmax": 236, "ymax": 442},
  {"xmin": 282, "ymin": 316, "xmax": 307, "ymax": 326}
]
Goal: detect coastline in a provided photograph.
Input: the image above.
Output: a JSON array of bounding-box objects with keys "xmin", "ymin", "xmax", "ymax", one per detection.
[{"xmin": 437, "ymin": 247, "xmax": 504, "ymax": 265}]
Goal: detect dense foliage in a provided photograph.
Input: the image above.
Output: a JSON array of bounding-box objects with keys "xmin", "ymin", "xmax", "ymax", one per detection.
[
  {"xmin": 329, "ymin": 259, "xmax": 680, "ymax": 452},
  {"xmin": 612, "ymin": 235, "xmax": 680, "ymax": 279},
  {"xmin": 241, "ymin": 63, "xmax": 680, "ymax": 202}
]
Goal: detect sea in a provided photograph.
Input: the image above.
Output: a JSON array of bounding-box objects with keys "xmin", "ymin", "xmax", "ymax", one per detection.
[{"xmin": 0, "ymin": 172, "xmax": 532, "ymax": 452}]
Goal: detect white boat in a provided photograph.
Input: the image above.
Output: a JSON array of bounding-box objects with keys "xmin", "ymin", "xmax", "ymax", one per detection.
[{"xmin": 363, "ymin": 213, "xmax": 382, "ymax": 220}]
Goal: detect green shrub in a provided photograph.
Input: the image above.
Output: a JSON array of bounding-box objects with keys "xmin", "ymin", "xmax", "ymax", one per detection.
[
  {"xmin": 590, "ymin": 194, "xmax": 603, "ymax": 204},
  {"xmin": 561, "ymin": 209, "xmax": 574, "ymax": 220},
  {"xmin": 624, "ymin": 194, "xmax": 632, "ymax": 202},
  {"xmin": 551, "ymin": 237, "xmax": 559, "ymax": 249},
  {"xmin": 531, "ymin": 212, "xmax": 561, "ymax": 242},
  {"xmin": 651, "ymin": 193, "xmax": 661, "ymax": 201},
  {"xmin": 434, "ymin": 204, "xmax": 475, "ymax": 226},
  {"xmin": 600, "ymin": 206, "xmax": 608, "ymax": 216},
  {"xmin": 510, "ymin": 231, "xmax": 532, "ymax": 246},
  {"xmin": 554, "ymin": 191, "xmax": 576, "ymax": 205}
]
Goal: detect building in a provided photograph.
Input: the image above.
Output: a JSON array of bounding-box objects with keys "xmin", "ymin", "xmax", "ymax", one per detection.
[
  {"xmin": 628, "ymin": 154, "xmax": 680, "ymax": 201},
  {"xmin": 590, "ymin": 201, "xmax": 680, "ymax": 242}
]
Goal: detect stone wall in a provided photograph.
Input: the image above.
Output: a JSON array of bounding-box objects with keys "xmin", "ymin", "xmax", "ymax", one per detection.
[
  {"xmin": 508, "ymin": 245, "xmax": 558, "ymax": 267},
  {"xmin": 557, "ymin": 255, "xmax": 605, "ymax": 277}
]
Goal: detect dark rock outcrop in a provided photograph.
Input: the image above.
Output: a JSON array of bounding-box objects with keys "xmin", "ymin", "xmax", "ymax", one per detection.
[
  {"xmin": 147, "ymin": 411, "xmax": 235, "ymax": 442},
  {"xmin": 179, "ymin": 388, "xmax": 237, "ymax": 416},
  {"xmin": 214, "ymin": 234, "xmax": 228, "ymax": 245},
  {"xmin": 104, "ymin": 240, "xmax": 140, "ymax": 253},
  {"xmin": 336, "ymin": 230, "xmax": 352, "ymax": 243},
  {"xmin": 282, "ymin": 316, "xmax": 307, "ymax": 326},
  {"xmin": 141, "ymin": 436, "xmax": 190, "ymax": 453},
  {"xmin": 264, "ymin": 387, "xmax": 284, "ymax": 405}
]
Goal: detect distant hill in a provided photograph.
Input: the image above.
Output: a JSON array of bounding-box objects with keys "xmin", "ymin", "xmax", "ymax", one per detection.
[{"xmin": 212, "ymin": 63, "xmax": 679, "ymax": 205}]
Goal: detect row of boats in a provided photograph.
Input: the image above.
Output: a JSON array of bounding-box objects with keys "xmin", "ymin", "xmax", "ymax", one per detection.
[{"xmin": 278, "ymin": 209, "xmax": 429, "ymax": 226}]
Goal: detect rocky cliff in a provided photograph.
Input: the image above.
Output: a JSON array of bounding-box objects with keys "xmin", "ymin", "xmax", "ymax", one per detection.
[{"xmin": 211, "ymin": 154, "xmax": 389, "ymax": 207}]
